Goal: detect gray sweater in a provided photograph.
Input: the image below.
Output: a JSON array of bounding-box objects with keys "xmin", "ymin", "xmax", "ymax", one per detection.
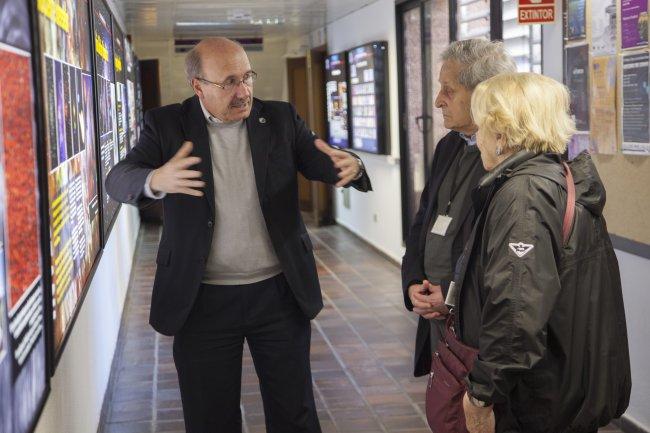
[{"xmin": 200, "ymin": 104, "xmax": 282, "ymax": 285}]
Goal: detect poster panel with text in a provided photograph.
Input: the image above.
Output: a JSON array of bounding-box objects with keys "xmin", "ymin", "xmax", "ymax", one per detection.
[
  {"xmin": 348, "ymin": 41, "xmax": 389, "ymax": 154},
  {"xmin": 620, "ymin": 0, "xmax": 648, "ymax": 49},
  {"xmin": 92, "ymin": 0, "xmax": 119, "ymax": 239},
  {"xmin": 567, "ymin": 0, "xmax": 587, "ymax": 39},
  {"xmin": 621, "ymin": 51, "xmax": 650, "ymax": 154},
  {"xmin": 37, "ymin": 0, "xmax": 101, "ymax": 357},
  {"xmin": 325, "ymin": 53, "xmax": 350, "ymax": 149},
  {"xmin": 112, "ymin": 22, "xmax": 126, "ymax": 162},
  {"xmin": 124, "ymin": 39, "xmax": 137, "ymax": 151},
  {"xmin": 591, "ymin": 0, "xmax": 617, "ymax": 55},
  {"xmin": 590, "ymin": 56, "xmax": 618, "ymax": 153},
  {"xmin": 565, "ymin": 44, "xmax": 590, "ymax": 131},
  {"xmin": 0, "ymin": 1, "xmax": 48, "ymax": 432}
]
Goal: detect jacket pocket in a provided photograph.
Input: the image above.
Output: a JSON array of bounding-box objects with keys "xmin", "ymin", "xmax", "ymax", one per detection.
[
  {"xmin": 156, "ymin": 247, "xmax": 171, "ymax": 267},
  {"xmin": 300, "ymin": 232, "xmax": 313, "ymax": 252}
]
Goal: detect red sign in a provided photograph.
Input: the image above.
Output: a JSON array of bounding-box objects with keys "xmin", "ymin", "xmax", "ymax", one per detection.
[{"xmin": 518, "ymin": 0, "xmax": 556, "ymax": 24}]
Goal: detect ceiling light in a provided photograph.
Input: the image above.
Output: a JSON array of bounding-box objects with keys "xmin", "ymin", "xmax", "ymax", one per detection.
[{"xmin": 175, "ymin": 22, "xmax": 232, "ymax": 27}]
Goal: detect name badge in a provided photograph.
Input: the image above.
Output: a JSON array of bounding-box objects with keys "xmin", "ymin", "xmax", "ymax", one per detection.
[
  {"xmin": 431, "ymin": 215, "xmax": 453, "ymax": 236},
  {"xmin": 445, "ymin": 281, "xmax": 458, "ymax": 307}
]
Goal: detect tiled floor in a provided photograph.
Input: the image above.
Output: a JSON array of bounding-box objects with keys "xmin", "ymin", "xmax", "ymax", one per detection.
[{"xmin": 98, "ymin": 222, "xmax": 624, "ymax": 433}]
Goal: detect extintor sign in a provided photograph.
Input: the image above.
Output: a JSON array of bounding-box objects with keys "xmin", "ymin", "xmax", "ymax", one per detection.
[{"xmin": 518, "ymin": 0, "xmax": 556, "ymax": 24}]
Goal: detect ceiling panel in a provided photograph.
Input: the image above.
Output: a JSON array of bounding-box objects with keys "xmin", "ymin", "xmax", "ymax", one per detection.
[{"xmin": 113, "ymin": 0, "xmax": 379, "ymax": 39}]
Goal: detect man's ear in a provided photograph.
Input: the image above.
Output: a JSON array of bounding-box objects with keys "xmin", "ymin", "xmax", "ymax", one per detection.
[{"xmin": 191, "ymin": 78, "xmax": 204, "ymax": 98}]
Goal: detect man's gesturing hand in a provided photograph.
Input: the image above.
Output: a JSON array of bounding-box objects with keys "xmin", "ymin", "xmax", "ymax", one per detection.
[
  {"xmin": 314, "ymin": 139, "xmax": 362, "ymax": 187},
  {"xmin": 149, "ymin": 141, "xmax": 205, "ymax": 197}
]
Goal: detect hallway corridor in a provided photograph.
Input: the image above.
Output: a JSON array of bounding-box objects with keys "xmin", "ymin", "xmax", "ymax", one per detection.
[{"xmin": 98, "ymin": 223, "xmax": 624, "ymax": 433}]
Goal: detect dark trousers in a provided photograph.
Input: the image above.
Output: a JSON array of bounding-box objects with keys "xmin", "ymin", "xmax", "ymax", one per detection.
[{"xmin": 173, "ymin": 274, "xmax": 321, "ymax": 433}]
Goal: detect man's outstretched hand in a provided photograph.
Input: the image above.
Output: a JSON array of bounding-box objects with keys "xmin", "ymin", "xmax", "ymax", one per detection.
[
  {"xmin": 314, "ymin": 139, "xmax": 362, "ymax": 187},
  {"xmin": 150, "ymin": 141, "xmax": 205, "ymax": 197}
]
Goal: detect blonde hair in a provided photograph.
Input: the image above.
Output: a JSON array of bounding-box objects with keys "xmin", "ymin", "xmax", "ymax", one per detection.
[{"xmin": 470, "ymin": 72, "xmax": 575, "ymax": 153}]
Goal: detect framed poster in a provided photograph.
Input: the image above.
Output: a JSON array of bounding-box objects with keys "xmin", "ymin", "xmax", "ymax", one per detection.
[
  {"xmin": 324, "ymin": 52, "xmax": 350, "ymax": 149},
  {"xmin": 620, "ymin": 51, "xmax": 650, "ymax": 154},
  {"xmin": 347, "ymin": 41, "xmax": 390, "ymax": 155},
  {"xmin": 134, "ymin": 56, "xmax": 143, "ymax": 135},
  {"xmin": 37, "ymin": 0, "xmax": 101, "ymax": 360},
  {"xmin": 591, "ymin": 0, "xmax": 618, "ymax": 55},
  {"xmin": 0, "ymin": 0, "xmax": 50, "ymax": 431},
  {"xmin": 568, "ymin": 132, "xmax": 593, "ymax": 159},
  {"xmin": 564, "ymin": 44, "xmax": 590, "ymax": 131},
  {"xmin": 124, "ymin": 39, "xmax": 137, "ymax": 151},
  {"xmin": 620, "ymin": 0, "xmax": 648, "ymax": 49},
  {"xmin": 590, "ymin": 56, "xmax": 618, "ymax": 153},
  {"xmin": 91, "ymin": 0, "xmax": 119, "ymax": 241},
  {"xmin": 567, "ymin": 0, "xmax": 587, "ymax": 39},
  {"xmin": 112, "ymin": 21, "xmax": 127, "ymax": 162}
]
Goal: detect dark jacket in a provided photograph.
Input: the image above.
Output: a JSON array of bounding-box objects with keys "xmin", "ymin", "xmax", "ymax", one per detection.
[
  {"xmin": 105, "ymin": 96, "xmax": 371, "ymax": 335},
  {"xmin": 401, "ymin": 131, "xmax": 486, "ymax": 376},
  {"xmin": 455, "ymin": 151, "xmax": 631, "ymax": 433}
]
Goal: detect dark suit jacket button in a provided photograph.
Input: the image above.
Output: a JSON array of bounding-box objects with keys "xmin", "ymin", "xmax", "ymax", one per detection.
[{"xmin": 207, "ymin": 220, "xmax": 214, "ymax": 227}]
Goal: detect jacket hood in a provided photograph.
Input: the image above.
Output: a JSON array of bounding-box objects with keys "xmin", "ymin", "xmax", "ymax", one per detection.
[{"xmin": 480, "ymin": 150, "xmax": 607, "ymax": 216}]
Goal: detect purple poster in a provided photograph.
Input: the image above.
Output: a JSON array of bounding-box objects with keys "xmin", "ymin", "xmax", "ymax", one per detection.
[{"xmin": 621, "ymin": 0, "xmax": 648, "ymax": 49}]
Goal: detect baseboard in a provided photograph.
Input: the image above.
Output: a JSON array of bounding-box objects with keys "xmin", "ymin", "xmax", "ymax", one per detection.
[
  {"xmin": 333, "ymin": 219, "xmax": 402, "ymax": 267},
  {"xmin": 613, "ymin": 415, "xmax": 650, "ymax": 433}
]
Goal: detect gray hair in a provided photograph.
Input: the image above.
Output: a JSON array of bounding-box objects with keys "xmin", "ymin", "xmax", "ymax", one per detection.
[
  {"xmin": 185, "ymin": 46, "xmax": 202, "ymax": 82},
  {"xmin": 441, "ymin": 39, "xmax": 517, "ymax": 89}
]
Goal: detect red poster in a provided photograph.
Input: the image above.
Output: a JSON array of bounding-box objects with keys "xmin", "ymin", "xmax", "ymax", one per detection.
[{"xmin": 0, "ymin": 48, "xmax": 40, "ymax": 311}]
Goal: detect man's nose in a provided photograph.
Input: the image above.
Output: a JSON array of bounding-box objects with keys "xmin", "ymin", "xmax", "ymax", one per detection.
[
  {"xmin": 434, "ymin": 92, "xmax": 444, "ymax": 108},
  {"xmin": 234, "ymin": 81, "xmax": 250, "ymax": 98}
]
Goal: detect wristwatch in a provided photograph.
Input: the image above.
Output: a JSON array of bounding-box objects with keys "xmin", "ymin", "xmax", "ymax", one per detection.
[
  {"xmin": 352, "ymin": 157, "xmax": 364, "ymax": 181},
  {"xmin": 467, "ymin": 393, "xmax": 491, "ymax": 408}
]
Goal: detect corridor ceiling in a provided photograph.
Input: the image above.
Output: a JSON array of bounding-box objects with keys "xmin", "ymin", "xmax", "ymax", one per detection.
[{"xmin": 113, "ymin": 0, "xmax": 380, "ymax": 39}]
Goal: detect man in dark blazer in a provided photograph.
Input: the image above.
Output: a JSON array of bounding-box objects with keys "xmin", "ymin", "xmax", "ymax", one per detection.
[
  {"xmin": 401, "ymin": 40, "xmax": 516, "ymax": 380},
  {"xmin": 105, "ymin": 37, "xmax": 370, "ymax": 433}
]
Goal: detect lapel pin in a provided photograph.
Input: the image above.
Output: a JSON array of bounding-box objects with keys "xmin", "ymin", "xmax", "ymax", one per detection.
[{"xmin": 259, "ymin": 117, "xmax": 266, "ymax": 124}]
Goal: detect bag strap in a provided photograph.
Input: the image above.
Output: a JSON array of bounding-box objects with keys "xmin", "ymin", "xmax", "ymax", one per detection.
[{"xmin": 562, "ymin": 162, "xmax": 576, "ymax": 246}]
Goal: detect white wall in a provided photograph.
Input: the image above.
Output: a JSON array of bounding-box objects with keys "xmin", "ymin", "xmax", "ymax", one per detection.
[
  {"xmin": 34, "ymin": 206, "xmax": 140, "ymax": 433},
  {"xmin": 615, "ymin": 250, "xmax": 650, "ymax": 430},
  {"xmin": 327, "ymin": 0, "xmax": 405, "ymax": 262}
]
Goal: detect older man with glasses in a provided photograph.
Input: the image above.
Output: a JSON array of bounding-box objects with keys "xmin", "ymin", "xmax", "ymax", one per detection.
[{"xmin": 106, "ymin": 37, "xmax": 371, "ymax": 433}]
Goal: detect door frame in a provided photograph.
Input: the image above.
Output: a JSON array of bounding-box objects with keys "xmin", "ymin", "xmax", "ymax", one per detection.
[{"xmin": 396, "ymin": 0, "xmax": 435, "ymax": 241}]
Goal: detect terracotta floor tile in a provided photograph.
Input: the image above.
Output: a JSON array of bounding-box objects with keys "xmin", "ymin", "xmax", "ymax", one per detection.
[{"xmin": 98, "ymin": 223, "xmax": 624, "ymax": 433}]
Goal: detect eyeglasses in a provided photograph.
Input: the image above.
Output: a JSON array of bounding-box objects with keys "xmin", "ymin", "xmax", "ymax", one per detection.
[{"xmin": 195, "ymin": 71, "xmax": 257, "ymax": 91}]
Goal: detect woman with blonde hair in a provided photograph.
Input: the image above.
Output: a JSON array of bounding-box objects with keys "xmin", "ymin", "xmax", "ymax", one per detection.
[{"xmin": 439, "ymin": 73, "xmax": 631, "ymax": 433}]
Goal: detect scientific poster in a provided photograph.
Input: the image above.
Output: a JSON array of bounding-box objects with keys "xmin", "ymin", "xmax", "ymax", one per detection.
[
  {"xmin": 565, "ymin": 44, "xmax": 590, "ymax": 131},
  {"xmin": 38, "ymin": 0, "xmax": 101, "ymax": 357},
  {"xmin": 92, "ymin": 0, "xmax": 119, "ymax": 238},
  {"xmin": 112, "ymin": 23, "xmax": 127, "ymax": 161},
  {"xmin": 1, "ymin": 0, "xmax": 48, "ymax": 430},
  {"xmin": 621, "ymin": 0, "xmax": 648, "ymax": 49},
  {"xmin": 125, "ymin": 39, "xmax": 137, "ymax": 151},
  {"xmin": 348, "ymin": 41, "xmax": 389, "ymax": 154},
  {"xmin": 325, "ymin": 53, "xmax": 349, "ymax": 149},
  {"xmin": 590, "ymin": 56, "xmax": 618, "ymax": 153},
  {"xmin": 621, "ymin": 51, "xmax": 650, "ymax": 154},
  {"xmin": 567, "ymin": 0, "xmax": 587, "ymax": 39},
  {"xmin": 135, "ymin": 58, "xmax": 143, "ymax": 135},
  {"xmin": 568, "ymin": 132, "xmax": 593, "ymax": 159},
  {"xmin": 591, "ymin": 0, "xmax": 617, "ymax": 55}
]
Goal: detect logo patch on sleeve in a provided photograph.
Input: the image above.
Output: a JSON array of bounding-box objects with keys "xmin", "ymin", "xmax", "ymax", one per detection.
[{"xmin": 509, "ymin": 242, "xmax": 534, "ymax": 258}]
